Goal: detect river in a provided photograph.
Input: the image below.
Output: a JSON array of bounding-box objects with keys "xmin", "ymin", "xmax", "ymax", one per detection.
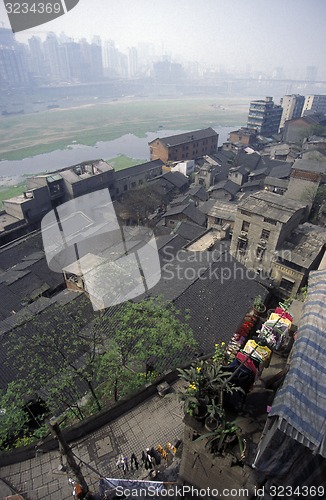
[{"xmin": 0, "ymin": 126, "xmax": 236, "ymax": 186}]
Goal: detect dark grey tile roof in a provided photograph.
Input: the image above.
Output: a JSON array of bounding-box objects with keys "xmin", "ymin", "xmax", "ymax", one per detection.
[
  {"xmin": 241, "ymin": 180, "xmax": 263, "ymax": 189},
  {"xmin": 113, "ymin": 159, "xmax": 164, "ymax": 181},
  {"xmin": 173, "ymin": 255, "xmax": 269, "ymax": 353},
  {"xmin": 0, "ymin": 231, "xmax": 44, "ymax": 270},
  {"xmin": 292, "ymin": 158, "xmax": 326, "ymax": 174},
  {"xmin": 264, "ymin": 177, "xmax": 289, "ymax": 189},
  {"xmin": 173, "ymin": 221, "xmax": 207, "ymax": 242},
  {"xmin": 248, "ymin": 167, "xmax": 268, "ymax": 177},
  {"xmin": 0, "ymin": 230, "xmax": 65, "ymax": 317},
  {"xmin": 148, "ymin": 177, "xmax": 175, "ymax": 196},
  {"xmin": 137, "ymin": 245, "xmax": 269, "ymax": 354},
  {"xmin": 163, "ymin": 203, "xmax": 206, "ymax": 226},
  {"xmin": 169, "ymin": 194, "xmax": 190, "ymax": 206},
  {"xmin": 231, "ymin": 165, "xmax": 248, "ymax": 176},
  {"xmin": 188, "ymin": 186, "xmax": 209, "ymax": 201},
  {"xmin": 158, "ymin": 234, "xmax": 188, "ymax": 258},
  {"xmin": 161, "ymin": 171, "xmax": 188, "ymax": 189},
  {"xmin": 150, "ymin": 128, "xmax": 217, "ymax": 148},
  {"xmin": 208, "ymin": 179, "xmax": 240, "ymax": 197},
  {"xmin": 269, "ymin": 163, "xmax": 292, "ymax": 179},
  {"xmin": 234, "ymin": 151, "xmax": 261, "ymax": 171}
]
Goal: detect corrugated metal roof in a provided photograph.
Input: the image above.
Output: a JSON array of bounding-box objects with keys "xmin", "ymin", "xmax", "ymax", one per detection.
[{"xmin": 270, "ymin": 269, "xmax": 326, "ymax": 457}]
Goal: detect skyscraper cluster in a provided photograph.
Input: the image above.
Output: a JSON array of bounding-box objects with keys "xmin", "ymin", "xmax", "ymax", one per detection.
[{"xmin": 0, "ymin": 28, "xmax": 144, "ymax": 89}]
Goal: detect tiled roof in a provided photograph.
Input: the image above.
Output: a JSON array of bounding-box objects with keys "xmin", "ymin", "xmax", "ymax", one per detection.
[
  {"xmin": 174, "ymin": 258, "xmax": 267, "ymax": 353},
  {"xmin": 0, "ymin": 231, "xmax": 65, "ymax": 318},
  {"xmin": 149, "ymin": 128, "xmax": 218, "ymax": 148},
  {"xmin": 145, "ymin": 246, "xmax": 268, "ymax": 354},
  {"xmin": 238, "ymin": 190, "xmax": 307, "ymax": 222},
  {"xmin": 160, "ymin": 171, "xmax": 189, "ymax": 189},
  {"xmin": 199, "ymin": 199, "xmax": 237, "ymax": 220},
  {"xmin": 291, "ymin": 158, "xmax": 326, "ymax": 174},
  {"xmin": 268, "ymin": 163, "xmax": 292, "ymax": 179},
  {"xmin": 113, "ymin": 159, "xmax": 164, "ymax": 181},
  {"xmin": 234, "ymin": 151, "xmax": 261, "ymax": 171},
  {"xmin": 173, "ymin": 221, "xmax": 207, "ymax": 241},
  {"xmin": 264, "ymin": 177, "xmax": 289, "ymax": 189},
  {"xmin": 280, "ymin": 223, "xmax": 326, "ymax": 268},
  {"xmin": 188, "ymin": 186, "xmax": 209, "ymax": 201},
  {"xmin": 208, "ymin": 179, "xmax": 240, "ymax": 197},
  {"xmin": 163, "ymin": 203, "xmax": 206, "ymax": 226}
]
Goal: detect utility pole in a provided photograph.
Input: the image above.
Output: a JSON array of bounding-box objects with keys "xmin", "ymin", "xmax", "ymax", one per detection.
[{"xmin": 48, "ymin": 417, "xmax": 90, "ymax": 498}]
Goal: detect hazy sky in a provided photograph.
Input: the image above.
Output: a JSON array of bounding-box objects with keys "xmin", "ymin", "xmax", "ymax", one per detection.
[{"xmin": 1, "ymin": 0, "xmax": 325, "ymax": 77}]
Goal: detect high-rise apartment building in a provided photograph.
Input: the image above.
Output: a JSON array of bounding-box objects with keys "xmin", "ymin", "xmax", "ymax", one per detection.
[
  {"xmin": 127, "ymin": 47, "xmax": 138, "ymax": 77},
  {"xmin": 28, "ymin": 36, "xmax": 45, "ymax": 81},
  {"xmin": 0, "ymin": 27, "xmax": 29, "ymax": 88},
  {"xmin": 43, "ymin": 32, "xmax": 66, "ymax": 81},
  {"xmin": 302, "ymin": 95, "xmax": 326, "ymax": 116},
  {"xmin": 247, "ymin": 96, "xmax": 282, "ymax": 136},
  {"xmin": 279, "ymin": 94, "xmax": 305, "ymax": 131}
]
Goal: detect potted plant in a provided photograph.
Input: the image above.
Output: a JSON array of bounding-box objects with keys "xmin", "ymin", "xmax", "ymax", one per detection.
[
  {"xmin": 177, "ymin": 343, "xmax": 244, "ymax": 423},
  {"xmin": 253, "ymin": 295, "xmax": 266, "ymax": 316},
  {"xmin": 196, "ymin": 418, "xmax": 246, "ymax": 461}
]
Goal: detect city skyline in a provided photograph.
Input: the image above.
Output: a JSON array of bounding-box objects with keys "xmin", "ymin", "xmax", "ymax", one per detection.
[{"xmin": 1, "ymin": 0, "xmax": 326, "ymax": 79}]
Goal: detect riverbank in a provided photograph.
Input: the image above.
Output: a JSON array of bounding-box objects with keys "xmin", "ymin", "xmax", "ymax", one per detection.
[{"xmin": 0, "ymin": 97, "xmax": 248, "ymax": 161}]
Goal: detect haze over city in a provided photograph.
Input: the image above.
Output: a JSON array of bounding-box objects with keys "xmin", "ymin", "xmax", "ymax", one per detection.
[{"xmin": 1, "ymin": 0, "xmax": 326, "ymax": 79}]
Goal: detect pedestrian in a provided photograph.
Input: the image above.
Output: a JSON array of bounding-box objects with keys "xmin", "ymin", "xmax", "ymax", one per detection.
[
  {"xmin": 146, "ymin": 448, "xmax": 154, "ymax": 470},
  {"xmin": 131, "ymin": 453, "xmax": 139, "ymax": 471},
  {"xmin": 141, "ymin": 450, "xmax": 148, "ymax": 469},
  {"xmin": 123, "ymin": 456, "xmax": 129, "ymax": 474},
  {"xmin": 116, "ymin": 454, "xmax": 124, "ymax": 470},
  {"xmin": 149, "ymin": 447, "xmax": 161, "ymax": 465}
]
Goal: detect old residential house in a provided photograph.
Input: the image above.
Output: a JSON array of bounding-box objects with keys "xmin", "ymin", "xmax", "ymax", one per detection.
[
  {"xmin": 271, "ymin": 223, "xmax": 326, "ymax": 298},
  {"xmin": 230, "ymin": 191, "xmax": 308, "ymax": 274},
  {"xmin": 148, "ymin": 127, "xmax": 218, "ymax": 163}
]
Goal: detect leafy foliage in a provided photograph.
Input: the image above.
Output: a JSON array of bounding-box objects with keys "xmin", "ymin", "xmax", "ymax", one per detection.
[
  {"xmin": 0, "ymin": 382, "xmax": 29, "ymax": 449},
  {"xmin": 3, "ymin": 295, "xmax": 196, "ymax": 448}
]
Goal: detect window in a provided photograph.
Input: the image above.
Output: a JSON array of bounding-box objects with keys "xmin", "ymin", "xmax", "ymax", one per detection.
[
  {"xmin": 241, "ymin": 220, "xmax": 250, "ymax": 231},
  {"xmin": 131, "ymin": 182, "xmax": 136, "ymax": 188},
  {"xmin": 237, "ymin": 237, "xmax": 248, "ymax": 254},
  {"xmin": 261, "ymin": 229, "xmax": 270, "ymax": 240},
  {"xmin": 279, "ymin": 278, "xmax": 295, "ymax": 293},
  {"xmin": 240, "ymin": 210, "xmax": 251, "ymax": 217},
  {"xmin": 124, "ymin": 184, "xmax": 128, "ymax": 191},
  {"xmin": 264, "ymin": 217, "xmax": 277, "ymax": 225},
  {"xmin": 139, "ymin": 180, "xmax": 143, "ymax": 185},
  {"xmin": 256, "ymin": 246, "xmax": 265, "ymax": 260}
]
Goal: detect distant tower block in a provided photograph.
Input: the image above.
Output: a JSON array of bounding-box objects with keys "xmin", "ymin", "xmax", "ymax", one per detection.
[{"xmin": 306, "ymin": 66, "xmax": 317, "ymax": 82}]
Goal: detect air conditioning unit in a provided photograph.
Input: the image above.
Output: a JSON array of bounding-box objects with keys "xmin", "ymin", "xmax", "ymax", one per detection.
[
  {"xmin": 241, "ymin": 230, "xmax": 248, "ymax": 236},
  {"xmin": 260, "ymin": 238, "xmax": 267, "ymax": 245}
]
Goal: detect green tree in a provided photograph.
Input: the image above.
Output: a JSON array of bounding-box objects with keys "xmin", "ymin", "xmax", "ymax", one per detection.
[
  {"xmin": 120, "ymin": 183, "xmax": 167, "ymax": 223},
  {"xmin": 96, "ymin": 297, "xmax": 197, "ymax": 401},
  {"xmin": 0, "ymin": 381, "xmax": 29, "ymax": 450},
  {"xmin": 5, "ymin": 296, "xmax": 104, "ymax": 415},
  {"xmin": 5, "ymin": 295, "xmax": 196, "ymax": 417}
]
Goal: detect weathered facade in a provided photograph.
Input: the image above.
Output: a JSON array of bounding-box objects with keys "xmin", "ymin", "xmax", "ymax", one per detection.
[
  {"xmin": 230, "ymin": 191, "xmax": 308, "ymax": 274},
  {"xmin": 247, "ymin": 96, "xmax": 282, "ymax": 136},
  {"xmin": 148, "ymin": 128, "xmax": 218, "ymax": 163}
]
